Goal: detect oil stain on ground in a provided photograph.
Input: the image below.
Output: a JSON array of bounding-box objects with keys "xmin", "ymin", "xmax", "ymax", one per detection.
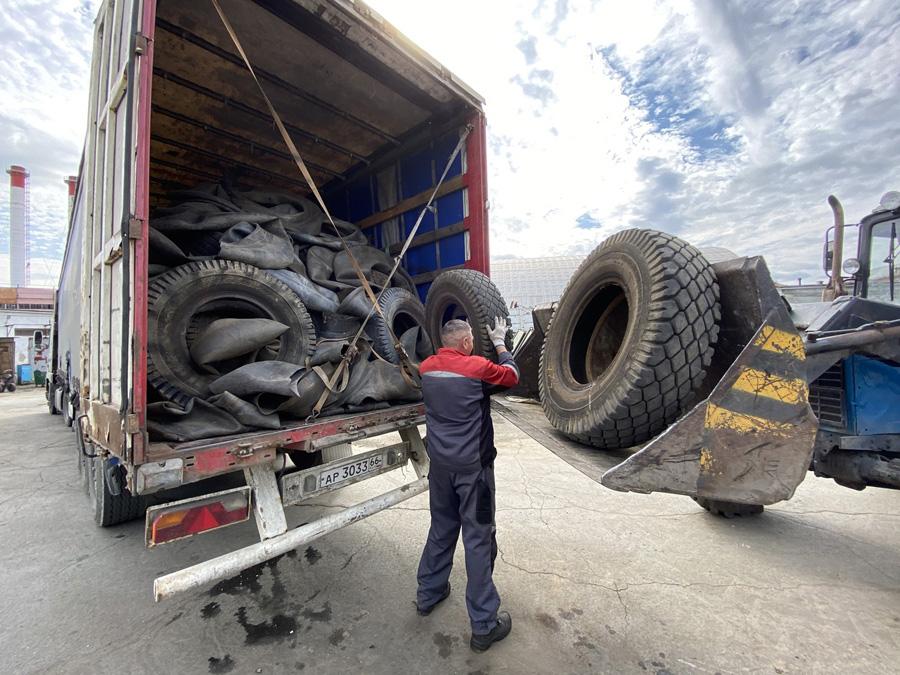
[
  {"xmin": 209, "ymin": 553, "xmax": 291, "ymax": 597},
  {"xmin": 164, "ymin": 612, "xmax": 183, "ymax": 626},
  {"xmin": 329, "ymin": 628, "xmax": 348, "ymax": 646},
  {"xmin": 536, "ymin": 612, "xmax": 560, "ymax": 631},
  {"xmin": 433, "ymin": 632, "xmax": 459, "ymax": 658},
  {"xmin": 235, "ymin": 606, "xmax": 298, "ymax": 645},
  {"xmin": 208, "ymin": 655, "xmax": 235, "ymax": 674},
  {"xmin": 301, "ymin": 602, "xmax": 332, "ymax": 623},
  {"xmin": 201, "ymin": 602, "xmax": 221, "ymax": 619},
  {"xmin": 304, "ymin": 546, "xmax": 322, "ymax": 565}
]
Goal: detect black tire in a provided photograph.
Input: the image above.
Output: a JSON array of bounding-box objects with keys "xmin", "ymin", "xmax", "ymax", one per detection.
[
  {"xmin": 424, "ymin": 270, "xmax": 512, "ymax": 361},
  {"xmin": 288, "ymin": 449, "xmax": 323, "ymax": 470},
  {"xmin": 539, "ymin": 229, "xmax": 720, "ymax": 449},
  {"xmin": 0, "ymin": 382, "xmax": 5, "ymax": 393},
  {"xmin": 5, "ymin": 382, "xmax": 16, "ymax": 393},
  {"xmin": 369, "ymin": 288, "xmax": 433, "ymax": 363},
  {"xmin": 148, "ymin": 260, "xmax": 316, "ymax": 405},
  {"xmin": 693, "ymin": 497, "xmax": 764, "ymax": 518},
  {"xmin": 48, "ymin": 380, "xmax": 59, "ymax": 414},
  {"xmin": 62, "ymin": 384, "xmax": 74, "ymax": 427},
  {"xmin": 93, "ymin": 457, "xmax": 147, "ymax": 527}
]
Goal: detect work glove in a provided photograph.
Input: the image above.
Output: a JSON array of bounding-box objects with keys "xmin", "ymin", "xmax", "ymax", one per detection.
[{"xmin": 487, "ymin": 316, "xmax": 509, "ymax": 348}]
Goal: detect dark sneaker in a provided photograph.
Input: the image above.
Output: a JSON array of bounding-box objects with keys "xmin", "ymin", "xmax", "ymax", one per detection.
[
  {"xmin": 416, "ymin": 583, "xmax": 451, "ymax": 616},
  {"xmin": 470, "ymin": 611, "xmax": 512, "ymax": 653}
]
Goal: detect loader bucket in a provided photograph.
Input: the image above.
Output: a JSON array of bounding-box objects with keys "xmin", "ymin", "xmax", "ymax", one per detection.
[{"xmin": 601, "ymin": 257, "xmax": 818, "ymax": 505}]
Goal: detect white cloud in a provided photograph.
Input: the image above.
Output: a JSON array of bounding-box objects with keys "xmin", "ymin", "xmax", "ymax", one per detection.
[
  {"xmin": 2, "ymin": 0, "xmax": 898, "ymax": 291},
  {"xmin": 371, "ymin": 0, "xmax": 900, "ymax": 283},
  {"xmin": 0, "ymin": 0, "xmax": 96, "ymax": 288}
]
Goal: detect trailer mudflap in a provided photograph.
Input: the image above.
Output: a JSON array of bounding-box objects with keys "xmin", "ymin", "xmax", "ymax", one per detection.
[{"xmin": 601, "ymin": 306, "xmax": 818, "ymax": 505}]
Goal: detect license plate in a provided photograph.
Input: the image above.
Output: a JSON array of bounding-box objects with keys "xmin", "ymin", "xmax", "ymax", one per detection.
[
  {"xmin": 318, "ymin": 455, "xmax": 384, "ymax": 489},
  {"xmin": 280, "ymin": 442, "xmax": 410, "ymax": 505}
]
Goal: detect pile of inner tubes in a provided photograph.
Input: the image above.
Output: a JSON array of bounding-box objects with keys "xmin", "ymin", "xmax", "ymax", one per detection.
[{"xmin": 146, "ymin": 182, "xmax": 434, "ymax": 443}]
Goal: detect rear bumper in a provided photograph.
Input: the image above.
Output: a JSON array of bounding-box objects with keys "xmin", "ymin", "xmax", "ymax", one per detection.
[{"xmin": 133, "ymin": 403, "xmax": 425, "ymax": 494}]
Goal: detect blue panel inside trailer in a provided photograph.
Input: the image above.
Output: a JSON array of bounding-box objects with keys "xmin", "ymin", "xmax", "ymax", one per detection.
[{"xmin": 326, "ymin": 129, "xmax": 468, "ymax": 302}]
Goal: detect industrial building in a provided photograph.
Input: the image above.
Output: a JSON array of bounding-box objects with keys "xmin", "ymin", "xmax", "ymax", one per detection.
[{"xmin": 490, "ymin": 256, "xmax": 583, "ymax": 330}]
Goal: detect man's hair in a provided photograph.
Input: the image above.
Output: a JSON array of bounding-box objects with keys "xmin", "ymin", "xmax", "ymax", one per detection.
[{"xmin": 441, "ymin": 319, "xmax": 472, "ymax": 348}]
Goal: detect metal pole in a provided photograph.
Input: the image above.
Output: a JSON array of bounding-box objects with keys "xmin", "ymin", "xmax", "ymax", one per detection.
[
  {"xmin": 825, "ymin": 195, "xmax": 845, "ymax": 300},
  {"xmin": 153, "ymin": 476, "xmax": 428, "ymax": 601}
]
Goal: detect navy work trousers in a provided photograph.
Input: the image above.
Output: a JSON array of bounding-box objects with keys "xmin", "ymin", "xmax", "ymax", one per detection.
[{"xmin": 416, "ymin": 463, "xmax": 500, "ymax": 635}]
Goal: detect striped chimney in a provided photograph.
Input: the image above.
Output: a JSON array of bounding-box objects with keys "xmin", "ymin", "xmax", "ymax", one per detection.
[
  {"xmin": 64, "ymin": 175, "xmax": 77, "ymax": 224},
  {"xmin": 7, "ymin": 165, "xmax": 29, "ymax": 287}
]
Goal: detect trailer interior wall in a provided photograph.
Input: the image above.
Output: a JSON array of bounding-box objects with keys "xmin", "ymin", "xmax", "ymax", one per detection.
[
  {"xmin": 149, "ymin": 0, "xmax": 488, "ymax": 301},
  {"xmin": 75, "ymin": 0, "xmax": 489, "ymax": 468}
]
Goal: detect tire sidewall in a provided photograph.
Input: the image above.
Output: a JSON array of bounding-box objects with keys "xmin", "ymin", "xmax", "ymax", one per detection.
[
  {"xmin": 540, "ymin": 244, "xmax": 650, "ymax": 427},
  {"xmin": 148, "ymin": 262, "xmax": 315, "ymax": 402}
]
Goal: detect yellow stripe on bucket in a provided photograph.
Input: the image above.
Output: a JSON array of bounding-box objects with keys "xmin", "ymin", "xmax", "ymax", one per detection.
[
  {"xmin": 752, "ymin": 325, "xmax": 805, "ymax": 360},
  {"xmin": 731, "ymin": 368, "xmax": 807, "ymax": 404},
  {"xmin": 705, "ymin": 403, "xmax": 794, "ymax": 433}
]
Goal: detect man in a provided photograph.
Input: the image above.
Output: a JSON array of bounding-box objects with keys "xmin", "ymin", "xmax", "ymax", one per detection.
[{"xmin": 415, "ymin": 317, "xmax": 519, "ymax": 653}]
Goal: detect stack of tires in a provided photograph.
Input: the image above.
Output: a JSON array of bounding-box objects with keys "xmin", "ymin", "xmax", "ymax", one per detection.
[{"xmin": 145, "ymin": 183, "xmax": 436, "ymax": 442}]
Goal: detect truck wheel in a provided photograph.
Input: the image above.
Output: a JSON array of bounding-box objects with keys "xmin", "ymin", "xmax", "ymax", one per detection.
[
  {"xmin": 62, "ymin": 385, "xmax": 74, "ymax": 427},
  {"xmin": 148, "ymin": 260, "xmax": 316, "ymax": 406},
  {"xmin": 692, "ymin": 497, "xmax": 764, "ymax": 518},
  {"xmin": 93, "ymin": 457, "xmax": 147, "ymax": 527},
  {"xmin": 369, "ymin": 288, "xmax": 433, "ymax": 363},
  {"xmin": 48, "ymin": 381, "xmax": 59, "ymax": 414},
  {"xmin": 539, "ymin": 229, "xmax": 720, "ymax": 449},
  {"xmin": 425, "ymin": 270, "xmax": 512, "ymax": 361}
]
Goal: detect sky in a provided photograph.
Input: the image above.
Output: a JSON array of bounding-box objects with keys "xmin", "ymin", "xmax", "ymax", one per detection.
[{"xmin": 1, "ymin": 0, "xmax": 898, "ymax": 287}]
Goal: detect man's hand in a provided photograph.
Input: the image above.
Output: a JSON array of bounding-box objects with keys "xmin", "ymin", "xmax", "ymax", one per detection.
[{"xmin": 487, "ymin": 316, "xmax": 509, "ymax": 349}]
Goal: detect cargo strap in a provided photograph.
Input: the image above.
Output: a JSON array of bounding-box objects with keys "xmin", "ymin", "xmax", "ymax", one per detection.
[{"xmin": 212, "ymin": 0, "xmax": 466, "ymax": 418}]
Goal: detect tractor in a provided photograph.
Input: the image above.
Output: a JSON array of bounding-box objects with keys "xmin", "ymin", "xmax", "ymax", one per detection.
[{"xmin": 512, "ymin": 192, "xmax": 900, "ymax": 515}]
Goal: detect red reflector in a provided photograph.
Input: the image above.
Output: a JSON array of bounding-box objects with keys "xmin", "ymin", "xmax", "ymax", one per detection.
[{"xmin": 147, "ymin": 488, "xmax": 251, "ymax": 546}]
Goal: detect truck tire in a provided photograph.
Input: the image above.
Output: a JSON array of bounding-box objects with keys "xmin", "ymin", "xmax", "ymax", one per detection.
[
  {"xmin": 539, "ymin": 229, "xmax": 720, "ymax": 449},
  {"xmin": 369, "ymin": 288, "xmax": 432, "ymax": 363},
  {"xmin": 692, "ymin": 497, "xmax": 764, "ymax": 518},
  {"xmin": 425, "ymin": 270, "xmax": 512, "ymax": 361},
  {"xmin": 93, "ymin": 457, "xmax": 147, "ymax": 527},
  {"xmin": 48, "ymin": 380, "xmax": 59, "ymax": 414},
  {"xmin": 62, "ymin": 384, "xmax": 74, "ymax": 427},
  {"xmin": 148, "ymin": 260, "xmax": 316, "ymax": 405}
]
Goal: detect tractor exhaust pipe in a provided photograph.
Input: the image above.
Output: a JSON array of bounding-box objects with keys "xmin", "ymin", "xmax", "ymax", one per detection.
[{"xmin": 823, "ymin": 195, "xmax": 845, "ymax": 301}]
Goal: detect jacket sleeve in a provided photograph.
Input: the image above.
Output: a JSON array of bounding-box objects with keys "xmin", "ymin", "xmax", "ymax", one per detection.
[{"xmin": 476, "ymin": 351, "xmax": 520, "ymax": 389}]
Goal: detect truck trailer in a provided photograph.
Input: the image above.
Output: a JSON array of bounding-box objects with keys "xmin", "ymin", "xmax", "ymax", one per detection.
[{"xmin": 52, "ymin": 0, "xmax": 501, "ymax": 600}]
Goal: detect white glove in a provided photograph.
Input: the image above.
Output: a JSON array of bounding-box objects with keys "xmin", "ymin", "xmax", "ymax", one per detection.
[{"xmin": 487, "ymin": 316, "xmax": 508, "ymax": 347}]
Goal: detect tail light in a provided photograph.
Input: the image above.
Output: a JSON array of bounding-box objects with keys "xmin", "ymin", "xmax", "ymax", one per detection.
[{"xmin": 146, "ymin": 487, "xmax": 252, "ymax": 546}]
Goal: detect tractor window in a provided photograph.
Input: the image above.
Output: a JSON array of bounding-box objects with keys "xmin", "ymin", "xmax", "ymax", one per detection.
[{"xmin": 868, "ymin": 219, "xmax": 898, "ymax": 303}]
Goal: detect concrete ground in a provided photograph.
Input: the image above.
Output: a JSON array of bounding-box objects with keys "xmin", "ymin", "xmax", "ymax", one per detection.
[{"xmin": 1, "ymin": 387, "xmax": 898, "ymax": 674}]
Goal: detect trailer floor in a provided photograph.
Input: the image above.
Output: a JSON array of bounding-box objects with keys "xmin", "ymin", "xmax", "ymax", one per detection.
[{"xmin": 1, "ymin": 388, "xmax": 898, "ymax": 674}]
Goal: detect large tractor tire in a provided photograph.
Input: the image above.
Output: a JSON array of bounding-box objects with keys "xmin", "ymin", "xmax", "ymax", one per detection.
[
  {"xmin": 148, "ymin": 260, "xmax": 316, "ymax": 406},
  {"xmin": 539, "ymin": 229, "xmax": 720, "ymax": 449},
  {"xmin": 425, "ymin": 270, "xmax": 512, "ymax": 361},
  {"xmin": 692, "ymin": 497, "xmax": 764, "ymax": 518}
]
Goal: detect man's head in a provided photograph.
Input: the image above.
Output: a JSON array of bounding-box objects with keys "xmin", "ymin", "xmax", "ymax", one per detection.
[{"xmin": 441, "ymin": 319, "xmax": 474, "ymax": 355}]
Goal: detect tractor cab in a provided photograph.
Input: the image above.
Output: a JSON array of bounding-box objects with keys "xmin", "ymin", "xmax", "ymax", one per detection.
[{"xmin": 824, "ymin": 191, "xmax": 900, "ymax": 305}]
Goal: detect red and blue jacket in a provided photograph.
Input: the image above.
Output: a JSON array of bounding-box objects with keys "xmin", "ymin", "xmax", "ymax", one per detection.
[{"xmin": 419, "ymin": 347, "xmax": 520, "ymax": 473}]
